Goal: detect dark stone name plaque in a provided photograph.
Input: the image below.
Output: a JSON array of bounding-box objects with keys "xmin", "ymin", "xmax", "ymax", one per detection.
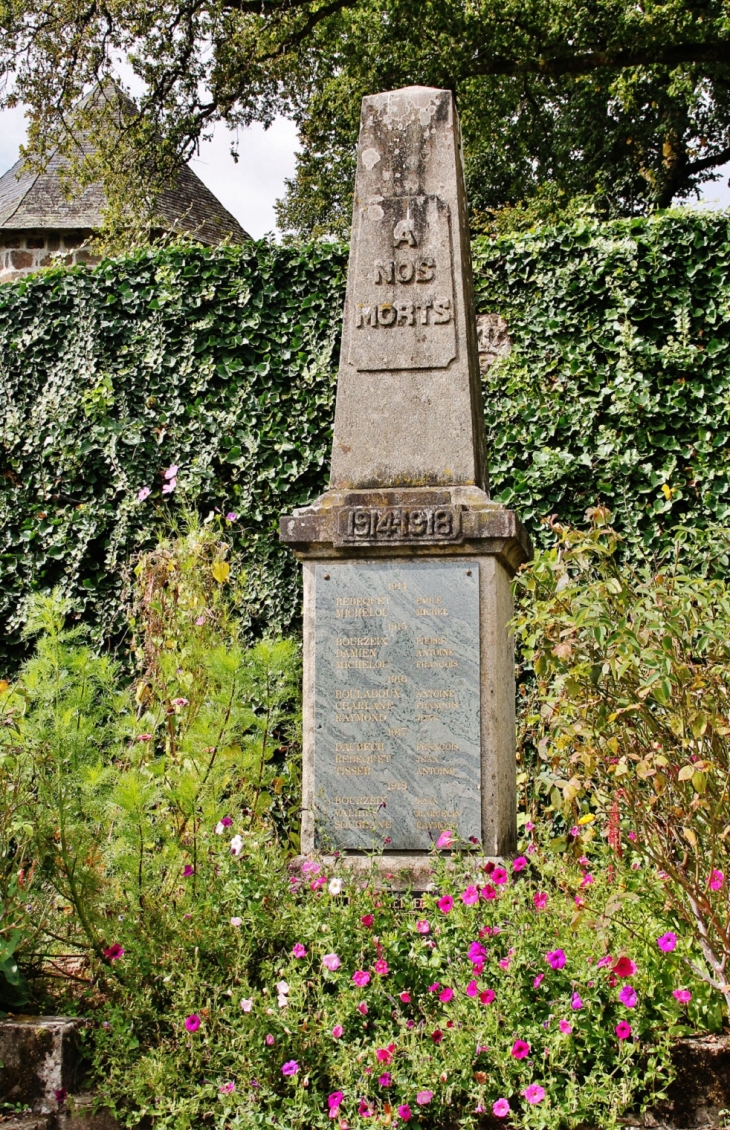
[{"xmin": 313, "ymin": 562, "xmax": 481, "ymax": 851}]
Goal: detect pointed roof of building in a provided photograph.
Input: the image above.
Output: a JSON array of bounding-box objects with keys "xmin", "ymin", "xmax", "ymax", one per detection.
[{"xmin": 0, "ymin": 98, "xmax": 250, "ymax": 244}]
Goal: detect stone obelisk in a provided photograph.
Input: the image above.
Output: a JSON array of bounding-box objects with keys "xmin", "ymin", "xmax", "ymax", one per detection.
[{"xmin": 281, "ymin": 87, "xmax": 531, "ymax": 881}]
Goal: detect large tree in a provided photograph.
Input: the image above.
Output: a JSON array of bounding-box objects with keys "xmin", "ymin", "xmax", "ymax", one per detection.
[{"xmin": 1, "ymin": 0, "xmax": 729, "ymax": 237}]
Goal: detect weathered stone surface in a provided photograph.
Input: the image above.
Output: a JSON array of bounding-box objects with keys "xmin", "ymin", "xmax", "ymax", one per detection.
[
  {"xmin": 312, "ymin": 561, "xmax": 481, "ymax": 851},
  {"xmin": 330, "ymin": 86, "xmax": 487, "ymax": 491},
  {"xmin": 0, "ymin": 1017, "xmax": 83, "ymax": 1112},
  {"xmin": 476, "ymin": 313, "xmax": 511, "ymax": 372}
]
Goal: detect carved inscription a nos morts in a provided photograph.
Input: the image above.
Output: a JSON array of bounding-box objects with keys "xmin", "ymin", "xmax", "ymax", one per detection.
[
  {"xmin": 348, "ymin": 195, "xmax": 457, "ymax": 372},
  {"xmin": 313, "ymin": 562, "xmax": 481, "ymax": 852}
]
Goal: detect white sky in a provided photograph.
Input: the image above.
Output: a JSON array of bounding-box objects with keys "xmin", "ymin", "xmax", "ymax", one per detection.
[{"xmin": 1, "ymin": 102, "xmax": 728, "ymax": 238}]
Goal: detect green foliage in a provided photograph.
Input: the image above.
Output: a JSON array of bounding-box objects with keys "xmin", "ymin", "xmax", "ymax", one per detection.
[
  {"xmin": 0, "ymin": 239, "xmax": 346, "ymax": 673},
  {"xmin": 3, "ymin": 212, "xmax": 730, "ymax": 675},
  {"xmin": 513, "ymin": 514, "xmax": 730, "ymax": 1015}
]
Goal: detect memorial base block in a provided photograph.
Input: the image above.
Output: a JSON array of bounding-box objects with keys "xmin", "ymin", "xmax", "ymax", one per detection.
[{"xmin": 281, "ymin": 487, "xmax": 531, "ymax": 878}]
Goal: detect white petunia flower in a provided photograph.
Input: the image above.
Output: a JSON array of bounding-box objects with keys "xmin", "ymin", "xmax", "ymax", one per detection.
[{"xmin": 230, "ymin": 834, "xmax": 243, "ymax": 857}]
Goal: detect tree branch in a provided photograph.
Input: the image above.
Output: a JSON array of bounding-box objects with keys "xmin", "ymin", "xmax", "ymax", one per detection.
[{"xmin": 469, "ymin": 42, "xmax": 730, "ymax": 80}]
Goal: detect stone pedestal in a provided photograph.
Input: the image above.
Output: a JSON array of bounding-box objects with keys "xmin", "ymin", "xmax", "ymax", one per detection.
[{"xmin": 280, "ymin": 86, "xmax": 531, "ymax": 880}]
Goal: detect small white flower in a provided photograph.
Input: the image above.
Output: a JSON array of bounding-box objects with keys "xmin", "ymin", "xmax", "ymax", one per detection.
[
  {"xmin": 240, "ymin": 998, "xmax": 253, "ymax": 1012},
  {"xmin": 230, "ymin": 834, "xmax": 243, "ymax": 857},
  {"xmin": 276, "ymin": 980, "xmax": 290, "ymax": 995},
  {"xmin": 215, "ymin": 821, "xmax": 226, "ymax": 835},
  {"xmin": 328, "ymin": 877, "xmax": 343, "ymax": 896},
  {"xmin": 277, "ymin": 994, "xmax": 289, "ymax": 1009},
  {"xmin": 230, "ymin": 916, "xmax": 242, "ymax": 927}
]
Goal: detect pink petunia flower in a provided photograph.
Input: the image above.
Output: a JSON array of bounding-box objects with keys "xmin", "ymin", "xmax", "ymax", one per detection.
[
  {"xmin": 265, "ymin": 1033, "xmax": 275, "ymax": 1045},
  {"xmin": 493, "ymin": 1098, "xmax": 511, "ymax": 1118},
  {"xmin": 332, "ymin": 1024, "xmax": 344, "ymax": 1038},
  {"xmin": 137, "ymin": 486, "xmax": 151, "ymax": 501},
  {"xmin": 328, "ymin": 1092, "xmax": 344, "ymax": 1110},
  {"xmin": 462, "ymin": 885, "xmax": 479, "ymax": 905},
  {"xmin": 136, "ymin": 733, "xmax": 153, "ymax": 742},
  {"xmin": 511, "ymin": 1039, "xmax": 530, "ymax": 1059},
  {"xmin": 580, "ymin": 873, "xmax": 594, "ymax": 888},
  {"xmin": 533, "ymin": 891, "xmax": 548, "ymax": 910},
  {"xmin": 240, "ymin": 998, "xmax": 253, "ymax": 1012},
  {"xmin": 546, "ymin": 949, "xmax": 566, "ymax": 970},
  {"xmin": 182, "ymin": 865, "xmax": 194, "ymax": 877},
  {"xmin": 225, "ymin": 512, "xmax": 237, "ymax": 522},
  {"xmin": 596, "ymin": 954, "xmax": 613, "ymax": 969},
  {"xmin": 361, "ymin": 914, "xmax": 374, "ymax": 927},
  {"xmin": 416, "ymin": 1091, "xmax": 433, "ymax": 1105},
  {"xmin": 185, "ymin": 1014, "xmax": 201, "ymax": 1032},
  {"xmin": 374, "ymin": 959, "xmax": 389, "ymax": 975},
  {"xmin": 301, "ymin": 861, "xmax": 321, "ymax": 874},
  {"xmin": 523, "ymin": 1084, "xmax": 545, "ymax": 1105},
  {"xmin": 416, "ymin": 919, "xmax": 430, "ymax": 934},
  {"xmin": 465, "ymin": 979, "xmax": 478, "ymax": 997},
  {"xmin": 378, "ymin": 1073, "xmax": 392, "ymax": 1087},
  {"xmin": 161, "ymin": 479, "xmax": 176, "ymax": 495},
  {"xmin": 468, "ymin": 941, "xmax": 487, "ymax": 962},
  {"xmin": 673, "ymin": 989, "xmax": 692, "ymax": 1004},
  {"xmin": 376, "ymin": 1044, "xmax": 395, "ymax": 1063},
  {"xmin": 103, "ymin": 943, "xmax": 124, "ymax": 960},
  {"xmin": 171, "ymin": 697, "xmax": 189, "ymax": 707},
  {"xmin": 397, "ymin": 1104, "xmax": 412, "ymax": 1121},
  {"xmin": 281, "ymin": 1061, "xmax": 299, "ymax": 1076},
  {"xmin": 616, "ymin": 1020, "xmax": 632, "ymax": 1039},
  {"xmin": 436, "ymin": 830, "xmax": 454, "ymax": 849},
  {"xmin": 437, "ymin": 895, "xmax": 454, "ymax": 914},
  {"xmin": 352, "ymin": 970, "xmax": 370, "ymax": 987},
  {"xmin": 559, "ymin": 1019, "xmax": 572, "ymax": 1034},
  {"xmin": 479, "ymin": 988, "xmax": 495, "ymax": 1004},
  {"xmin": 292, "ymin": 943, "xmax": 307, "ymax": 958},
  {"xmin": 219, "ymin": 1082, "xmax": 235, "ymax": 1094},
  {"xmin": 356, "ymin": 1001, "xmax": 368, "ymax": 1015},
  {"xmin": 525, "ymin": 820, "xmax": 535, "ymax": 832},
  {"xmin": 657, "ymin": 932, "xmax": 677, "ymax": 952},
  {"xmin": 481, "ymin": 884, "xmax": 497, "ymax": 900},
  {"xmin": 619, "ymin": 985, "xmax": 637, "ymax": 1008},
  {"xmin": 492, "ymin": 866, "xmax": 508, "ymax": 885},
  {"xmin": 231, "ymin": 917, "xmax": 242, "ymax": 927},
  {"xmin": 709, "ymin": 870, "xmax": 725, "ymax": 891},
  {"xmin": 323, "ymin": 953, "xmax": 341, "ymax": 971},
  {"xmin": 439, "ymin": 986, "xmax": 454, "ymax": 1003},
  {"xmin": 513, "ymin": 856, "xmax": 527, "ymax": 872},
  {"xmin": 571, "ymin": 992, "xmax": 583, "ymax": 1010},
  {"xmin": 164, "ymin": 465, "xmax": 178, "ymax": 480}
]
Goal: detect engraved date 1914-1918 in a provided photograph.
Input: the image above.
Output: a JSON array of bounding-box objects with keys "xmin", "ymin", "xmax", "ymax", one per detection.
[{"xmin": 333, "ymin": 505, "xmax": 462, "ymax": 546}]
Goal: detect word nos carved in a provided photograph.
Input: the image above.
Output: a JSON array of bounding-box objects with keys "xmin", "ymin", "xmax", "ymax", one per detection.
[
  {"xmin": 333, "ymin": 505, "xmax": 463, "ymax": 547},
  {"xmin": 347, "ymin": 195, "xmax": 457, "ymax": 372}
]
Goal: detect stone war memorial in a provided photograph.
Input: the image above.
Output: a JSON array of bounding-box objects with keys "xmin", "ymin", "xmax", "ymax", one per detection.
[{"xmin": 281, "ymin": 86, "xmax": 531, "ymax": 881}]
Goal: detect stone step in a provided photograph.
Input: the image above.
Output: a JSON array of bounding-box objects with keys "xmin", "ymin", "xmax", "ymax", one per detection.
[{"xmin": 0, "ymin": 1017, "xmax": 84, "ymax": 1113}]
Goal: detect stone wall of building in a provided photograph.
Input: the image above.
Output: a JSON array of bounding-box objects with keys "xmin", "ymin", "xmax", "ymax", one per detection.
[{"xmin": 0, "ymin": 230, "xmax": 100, "ymax": 284}]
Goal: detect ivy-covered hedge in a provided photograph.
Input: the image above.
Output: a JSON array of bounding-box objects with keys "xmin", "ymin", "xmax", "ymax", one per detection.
[{"xmin": 1, "ymin": 211, "xmax": 729, "ymax": 673}]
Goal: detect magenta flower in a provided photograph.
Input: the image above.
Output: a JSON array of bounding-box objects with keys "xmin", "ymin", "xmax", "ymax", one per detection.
[
  {"xmin": 428, "ymin": 982, "xmax": 440, "ymax": 992},
  {"xmin": 571, "ymin": 992, "xmax": 583, "ymax": 1010},
  {"xmin": 431, "ymin": 1028, "xmax": 444, "ymax": 1044},
  {"xmin": 137, "ymin": 486, "xmax": 151, "ymax": 501},
  {"xmin": 673, "ymin": 989, "xmax": 692, "ymax": 1004},
  {"xmin": 513, "ymin": 856, "xmax": 527, "ymax": 872},
  {"xmin": 182, "ymin": 865, "xmax": 194, "ymax": 877},
  {"xmin": 328, "ymin": 1091, "xmax": 343, "ymax": 1110},
  {"xmin": 523, "ymin": 1084, "xmax": 545, "ymax": 1105},
  {"xmin": 596, "ymin": 955, "xmax": 613, "ymax": 969},
  {"xmin": 580, "ymin": 873, "xmax": 594, "ymax": 888},
  {"xmin": 559, "ymin": 1019, "xmax": 572, "ymax": 1034},
  {"xmin": 103, "ymin": 943, "xmax": 125, "ymax": 960},
  {"xmin": 436, "ymin": 830, "xmax": 454, "ymax": 848},
  {"xmin": 437, "ymin": 895, "xmax": 454, "ymax": 914},
  {"xmin": 356, "ymin": 1001, "xmax": 368, "ymax": 1015},
  {"xmin": 533, "ymin": 973, "xmax": 544, "ymax": 988},
  {"xmin": 492, "ymin": 866, "xmax": 508, "ymax": 885},
  {"xmin": 612, "ymin": 956, "xmax": 636, "ymax": 978},
  {"xmin": 468, "ymin": 941, "xmax": 487, "ymax": 962},
  {"xmin": 323, "ymin": 953, "xmax": 341, "ymax": 971},
  {"xmin": 358, "ymin": 1099, "xmax": 373, "ymax": 1117},
  {"xmin": 54, "ymin": 1089, "xmax": 67, "ymax": 1105},
  {"xmin": 292, "ymin": 943, "xmax": 307, "ymax": 958},
  {"xmin": 619, "ymin": 985, "xmax": 637, "ymax": 1008},
  {"xmin": 439, "ymin": 986, "xmax": 454, "ymax": 1003},
  {"xmin": 352, "ymin": 970, "xmax": 370, "ymax": 987},
  {"xmin": 533, "ymin": 891, "xmax": 548, "ymax": 910},
  {"xmin": 461, "ymin": 885, "xmax": 479, "ymax": 905},
  {"xmin": 301, "ymin": 860, "xmax": 321, "ymax": 874},
  {"xmin": 374, "ymin": 959, "xmax": 389, "ymax": 975},
  {"xmin": 416, "ymin": 1091, "xmax": 433, "ymax": 1106},
  {"xmin": 511, "ymin": 1039, "xmax": 530, "ymax": 1059},
  {"xmin": 480, "ymin": 988, "xmax": 495, "ymax": 1004},
  {"xmin": 493, "ymin": 1098, "xmax": 511, "ymax": 1118},
  {"xmin": 361, "ymin": 914, "xmax": 374, "ymax": 927},
  {"xmin": 185, "ymin": 1014, "xmax": 201, "ymax": 1032},
  {"xmin": 225, "ymin": 512, "xmax": 238, "ymax": 522},
  {"xmin": 378, "ymin": 1073, "xmax": 392, "ymax": 1087},
  {"xmin": 397, "ymin": 1104, "xmax": 412, "ymax": 1121},
  {"xmin": 220, "ymin": 1082, "xmax": 235, "ymax": 1094},
  {"xmin": 416, "ymin": 919, "xmax": 430, "ymax": 934},
  {"xmin": 311, "ymin": 876, "xmax": 327, "ymax": 890},
  {"xmin": 709, "ymin": 869, "xmax": 725, "ymax": 891},
  {"xmin": 399, "ymin": 991, "xmax": 411, "ymax": 1002},
  {"xmin": 265, "ymin": 1033, "xmax": 275, "ymax": 1045},
  {"xmin": 281, "ymin": 1061, "xmax": 299, "ymax": 1076},
  {"xmin": 546, "ymin": 949, "xmax": 566, "ymax": 970},
  {"xmin": 616, "ymin": 1020, "xmax": 632, "ymax": 1039},
  {"xmin": 332, "ymin": 1024, "xmax": 344, "ymax": 1038},
  {"xmin": 657, "ymin": 932, "xmax": 677, "ymax": 952},
  {"xmin": 466, "ymin": 979, "xmax": 478, "ymax": 997},
  {"xmin": 376, "ymin": 1044, "xmax": 395, "ymax": 1063}
]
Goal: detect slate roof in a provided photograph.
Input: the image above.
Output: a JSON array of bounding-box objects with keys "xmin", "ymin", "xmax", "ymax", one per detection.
[{"xmin": 0, "ymin": 130, "xmax": 250, "ymax": 245}]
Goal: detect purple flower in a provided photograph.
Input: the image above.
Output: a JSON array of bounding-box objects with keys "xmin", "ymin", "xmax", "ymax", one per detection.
[
  {"xmin": 54, "ymin": 1089, "xmax": 67, "ymax": 1105},
  {"xmin": 657, "ymin": 932, "xmax": 677, "ymax": 952},
  {"xmin": 328, "ymin": 1091, "xmax": 344, "ymax": 1110},
  {"xmin": 378, "ymin": 1073, "xmax": 392, "ymax": 1087},
  {"xmin": 220, "ymin": 1082, "xmax": 235, "ymax": 1094},
  {"xmin": 281, "ymin": 1061, "xmax": 299, "ymax": 1076},
  {"xmin": 546, "ymin": 948, "xmax": 566, "ymax": 970},
  {"xmin": 225, "ymin": 512, "xmax": 238, "ymax": 522},
  {"xmin": 352, "ymin": 970, "xmax": 370, "ymax": 987},
  {"xmin": 137, "ymin": 486, "xmax": 151, "ymax": 501},
  {"xmin": 571, "ymin": 992, "xmax": 583, "ymax": 1010},
  {"xmin": 185, "ymin": 1014, "xmax": 201, "ymax": 1032},
  {"xmin": 397, "ymin": 1105, "xmax": 412, "ymax": 1121},
  {"xmin": 468, "ymin": 941, "xmax": 487, "ymax": 963},
  {"xmin": 182, "ymin": 865, "xmax": 194, "ymax": 877},
  {"xmin": 673, "ymin": 989, "xmax": 692, "ymax": 1004},
  {"xmin": 511, "ymin": 1039, "xmax": 530, "ymax": 1059},
  {"xmin": 292, "ymin": 943, "xmax": 307, "ymax": 958},
  {"xmin": 619, "ymin": 985, "xmax": 637, "ymax": 1008},
  {"xmin": 616, "ymin": 1020, "xmax": 632, "ymax": 1039}
]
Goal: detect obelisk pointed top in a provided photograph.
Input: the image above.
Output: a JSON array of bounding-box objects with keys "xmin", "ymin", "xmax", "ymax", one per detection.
[{"xmin": 329, "ymin": 86, "xmax": 487, "ymax": 491}]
